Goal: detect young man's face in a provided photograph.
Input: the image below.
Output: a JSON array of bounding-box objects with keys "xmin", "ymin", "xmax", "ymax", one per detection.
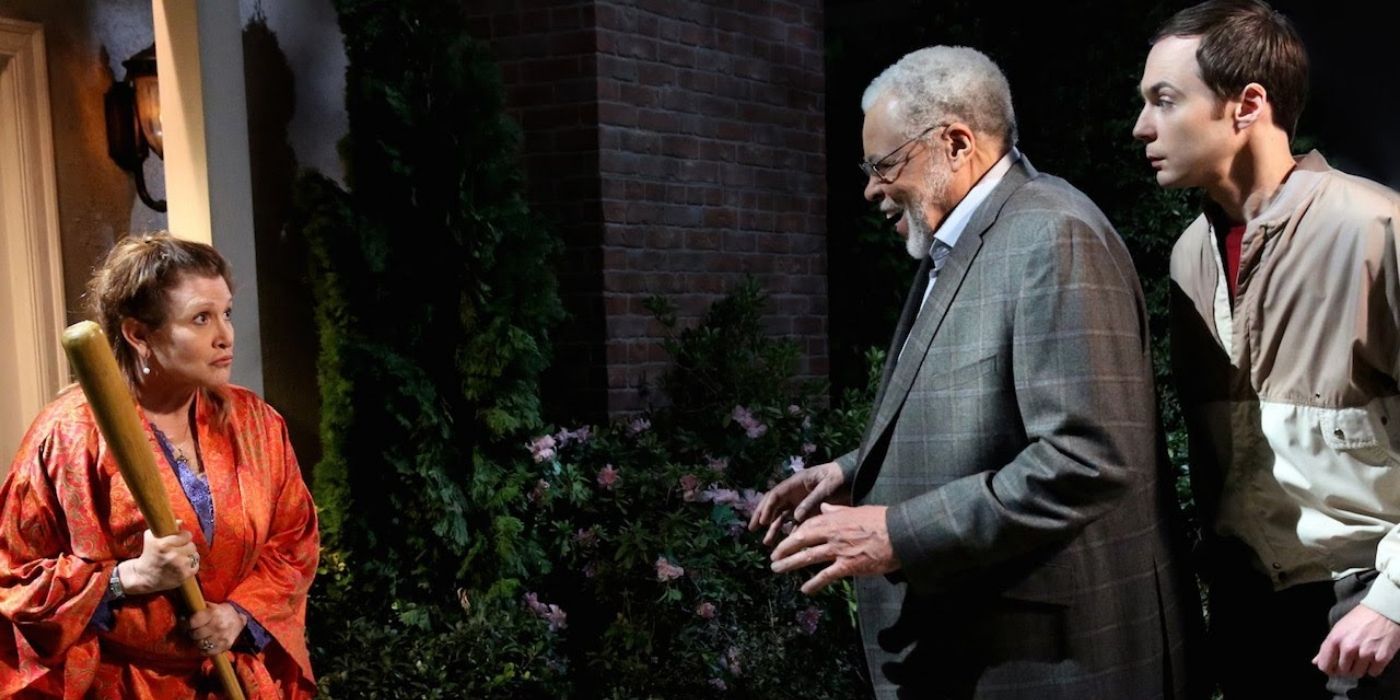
[{"xmin": 1132, "ymin": 35, "xmax": 1239, "ymax": 189}]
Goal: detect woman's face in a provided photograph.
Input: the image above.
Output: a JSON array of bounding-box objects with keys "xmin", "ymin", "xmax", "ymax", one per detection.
[{"xmin": 143, "ymin": 274, "xmax": 235, "ymax": 392}]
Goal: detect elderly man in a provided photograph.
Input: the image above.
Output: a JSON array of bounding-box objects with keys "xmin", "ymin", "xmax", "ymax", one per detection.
[
  {"xmin": 750, "ymin": 46, "xmax": 1199, "ymax": 698},
  {"xmin": 1133, "ymin": 1, "xmax": 1400, "ymax": 697}
]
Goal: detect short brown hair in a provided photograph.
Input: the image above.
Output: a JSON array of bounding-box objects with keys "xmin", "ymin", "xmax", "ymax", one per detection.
[
  {"xmin": 86, "ymin": 233, "xmax": 233, "ymax": 394},
  {"xmin": 1153, "ymin": 0, "xmax": 1309, "ymax": 138}
]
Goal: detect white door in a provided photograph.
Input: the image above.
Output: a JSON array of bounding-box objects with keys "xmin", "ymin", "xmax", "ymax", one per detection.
[{"xmin": 0, "ymin": 19, "xmax": 67, "ymax": 475}]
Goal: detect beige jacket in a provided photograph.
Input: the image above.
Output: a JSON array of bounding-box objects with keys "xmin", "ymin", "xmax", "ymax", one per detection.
[{"xmin": 1171, "ymin": 151, "xmax": 1400, "ymax": 619}]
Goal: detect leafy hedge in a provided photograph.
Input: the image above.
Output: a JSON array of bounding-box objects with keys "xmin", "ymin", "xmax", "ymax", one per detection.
[
  {"xmin": 289, "ymin": 1, "xmax": 568, "ymax": 695},
  {"xmin": 515, "ymin": 280, "xmax": 877, "ymax": 696},
  {"xmin": 292, "ymin": 2, "xmax": 874, "ymax": 696}
]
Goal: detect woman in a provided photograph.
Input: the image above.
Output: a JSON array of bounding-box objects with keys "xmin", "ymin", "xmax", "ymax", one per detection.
[{"xmin": 0, "ymin": 234, "xmax": 318, "ymax": 698}]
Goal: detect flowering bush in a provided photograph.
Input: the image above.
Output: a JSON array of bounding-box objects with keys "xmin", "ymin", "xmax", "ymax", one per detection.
[
  {"xmin": 311, "ymin": 560, "xmax": 569, "ymax": 698},
  {"xmin": 506, "ymin": 280, "xmax": 880, "ymax": 697},
  {"xmin": 515, "ymin": 424, "xmax": 867, "ymax": 696},
  {"xmin": 297, "ymin": 0, "xmax": 878, "ymax": 693},
  {"xmin": 311, "ymin": 274, "xmax": 882, "ymax": 698}
]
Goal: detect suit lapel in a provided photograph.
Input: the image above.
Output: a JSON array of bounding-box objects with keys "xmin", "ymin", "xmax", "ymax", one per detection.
[
  {"xmin": 869, "ymin": 255, "xmax": 933, "ymax": 412},
  {"xmin": 854, "ymin": 157, "xmax": 1038, "ymax": 480}
]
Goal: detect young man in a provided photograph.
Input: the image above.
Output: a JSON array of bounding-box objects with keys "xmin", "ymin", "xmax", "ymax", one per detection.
[
  {"xmin": 1134, "ymin": 1, "xmax": 1400, "ymax": 697},
  {"xmin": 748, "ymin": 45, "xmax": 1198, "ymax": 698}
]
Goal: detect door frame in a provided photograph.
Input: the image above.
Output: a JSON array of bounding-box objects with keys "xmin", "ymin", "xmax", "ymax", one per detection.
[{"xmin": 0, "ymin": 17, "xmax": 68, "ymax": 464}]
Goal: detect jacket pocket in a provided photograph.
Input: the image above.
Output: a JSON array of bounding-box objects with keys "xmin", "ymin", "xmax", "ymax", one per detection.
[
  {"xmin": 913, "ymin": 352, "xmax": 999, "ymax": 394},
  {"xmin": 1321, "ymin": 407, "xmax": 1393, "ymax": 466}
]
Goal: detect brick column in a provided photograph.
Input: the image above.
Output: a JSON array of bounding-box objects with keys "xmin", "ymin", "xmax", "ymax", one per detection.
[{"xmin": 471, "ymin": 0, "xmax": 827, "ymax": 418}]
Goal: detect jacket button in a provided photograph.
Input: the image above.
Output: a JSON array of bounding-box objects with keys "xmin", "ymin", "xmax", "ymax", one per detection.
[{"xmin": 1272, "ymin": 562, "xmax": 1282, "ymax": 570}]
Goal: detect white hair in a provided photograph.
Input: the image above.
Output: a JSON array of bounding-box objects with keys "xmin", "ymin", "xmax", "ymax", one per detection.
[{"xmin": 861, "ymin": 46, "xmax": 1018, "ymax": 150}]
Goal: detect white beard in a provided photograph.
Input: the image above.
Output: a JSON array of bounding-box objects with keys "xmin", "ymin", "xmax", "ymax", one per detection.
[
  {"xmin": 904, "ymin": 204, "xmax": 933, "ymax": 259},
  {"xmin": 903, "ymin": 156, "xmax": 952, "ymax": 260}
]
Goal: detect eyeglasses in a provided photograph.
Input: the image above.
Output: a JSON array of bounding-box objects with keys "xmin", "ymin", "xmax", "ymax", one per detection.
[{"xmin": 859, "ymin": 123, "xmax": 947, "ymax": 184}]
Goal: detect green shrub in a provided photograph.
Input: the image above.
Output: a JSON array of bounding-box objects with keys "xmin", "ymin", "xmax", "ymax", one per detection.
[
  {"xmin": 312, "ymin": 552, "xmax": 568, "ymax": 699},
  {"xmin": 292, "ymin": 1, "xmax": 565, "ymax": 695},
  {"xmin": 306, "ymin": 274, "xmax": 878, "ymax": 696},
  {"xmin": 516, "ymin": 280, "xmax": 877, "ymax": 697}
]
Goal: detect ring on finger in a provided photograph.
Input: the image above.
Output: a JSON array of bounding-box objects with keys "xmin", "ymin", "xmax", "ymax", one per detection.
[
  {"xmin": 189, "ymin": 553, "xmax": 199, "ymax": 570},
  {"xmin": 200, "ymin": 638, "xmax": 215, "ymax": 652}
]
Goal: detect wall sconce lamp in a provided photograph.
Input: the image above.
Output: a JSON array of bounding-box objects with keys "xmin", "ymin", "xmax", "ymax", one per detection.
[{"xmin": 104, "ymin": 45, "xmax": 166, "ymax": 212}]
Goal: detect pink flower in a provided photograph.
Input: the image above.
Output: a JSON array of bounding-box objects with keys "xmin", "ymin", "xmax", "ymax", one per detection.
[
  {"xmin": 597, "ymin": 464, "xmax": 620, "ymax": 490},
  {"xmin": 702, "ymin": 487, "xmax": 740, "ymax": 506},
  {"xmin": 696, "ymin": 601, "xmax": 717, "ymax": 619},
  {"xmin": 553, "ymin": 425, "xmax": 592, "ymax": 448},
  {"xmin": 722, "ymin": 646, "xmax": 742, "ymax": 676},
  {"xmin": 802, "ymin": 442, "xmax": 817, "ymax": 455},
  {"xmin": 796, "ymin": 606, "xmax": 820, "ymax": 635},
  {"xmin": 627, "ymin": 417, "xmax": 651, "ymax": 435},
  {"xmin": 735, "ymin": 489, "xmax": 764, "ymax": 519},
  {"xmin": 785, "ymin": 456, "xmax": 805, "ymax": 473},
  {"xmin": 802, "ymin": 415, "xmax": 812, "ymax": 429},
  {"xmin": 655, "ymin": 556, "xmax": 685, "ymax": 582},
  {"xmin": 523, "ymin": 592, "xmax": 568, "ymax": 632},
  {"xmin": 730, "ymin": 405, "xmax": 768, "ymax": 439},
  {"xmin": 706, "ymin": 455, "xmax": 729, "ymax": 474},
  {"xmin": 679, "ymin": 474, "xmax": 702, "ymax": 502},
  {"xmin": 787, "ymin": 404, "xmax": 802, "ymax": 416},
  {"xmin": 543, "ymin": 605, "xmax": 567, "ymax": 631},
  {"xmin": 528, "ymin": 434, "xmax": 557, "ymax": 463},
  {"xmin": 708, "ymin": 678, "xmax": 728, "ymax": 691}
]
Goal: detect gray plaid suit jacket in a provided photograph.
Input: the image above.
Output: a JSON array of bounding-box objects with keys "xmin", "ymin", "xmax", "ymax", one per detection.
[{"xmin": 836, "ymin": 157, "xmax": 1201, "ymax": 699}]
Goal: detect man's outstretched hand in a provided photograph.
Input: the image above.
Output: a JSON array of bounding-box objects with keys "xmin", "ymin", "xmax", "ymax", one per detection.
[
  {"xmin": 747, "ymin": 461, "xmax": 849, "ymax": 546},
  {"xmin": 770, "ymin": 503, "xmax": 899, "ymax": 595}
]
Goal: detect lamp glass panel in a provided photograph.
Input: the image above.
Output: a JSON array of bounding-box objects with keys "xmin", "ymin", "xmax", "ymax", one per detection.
[{"xmin": 132, "ymin": 75, "xmax": 162, "ymax": 158}]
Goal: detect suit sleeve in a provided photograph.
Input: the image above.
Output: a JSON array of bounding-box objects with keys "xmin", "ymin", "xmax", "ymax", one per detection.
[
  {"xmin": 884, "ymin": 215, "xmax": 1153, "ymax": 593},
  {"xmin": 836, "ymin": 449, "xmax": 859, "ymax": 485}
]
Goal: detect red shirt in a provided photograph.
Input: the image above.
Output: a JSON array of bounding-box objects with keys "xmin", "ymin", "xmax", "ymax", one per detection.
[{"xmin": 1222, "ymin": 224, "xmax": 1245, "ymax": 301}]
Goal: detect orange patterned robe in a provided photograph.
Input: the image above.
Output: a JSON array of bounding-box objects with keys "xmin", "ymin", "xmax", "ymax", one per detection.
[{"xmin": 0, "ymin": 386, "xmax": 318, "ymax": 698}]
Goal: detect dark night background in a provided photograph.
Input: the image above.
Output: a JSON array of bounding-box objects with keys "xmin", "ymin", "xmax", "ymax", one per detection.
[{"xmin": 824, "ymin": 0, "xmax": 1400, "ymax": 394}]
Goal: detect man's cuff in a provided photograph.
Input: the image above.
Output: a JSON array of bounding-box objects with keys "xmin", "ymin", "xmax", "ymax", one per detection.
[
  {"xmin": 885, "ymin": 494, "xmax": 957, "ymax": 594},
  {"xmin": 1360, "ymin": 573, "xmax": 1400, "ymax": 624},
  {"xmin": 835, "ymin": 450, "xmax": 858, "ymax": 485}
]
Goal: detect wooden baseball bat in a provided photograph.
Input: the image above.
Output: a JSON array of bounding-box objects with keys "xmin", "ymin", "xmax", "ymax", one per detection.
[{"xmin": 61, "ymin": 321, "xmax": 246, "ymax": 700}]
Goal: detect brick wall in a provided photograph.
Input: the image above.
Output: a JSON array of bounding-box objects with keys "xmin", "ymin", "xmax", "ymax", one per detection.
[
  {"xmin": 466, "ymin": 1, "xmax": 611, "ymax": 419},
  {"xmin": 471, "ymin": 0, "xmax": 827, "ymax": 418}
]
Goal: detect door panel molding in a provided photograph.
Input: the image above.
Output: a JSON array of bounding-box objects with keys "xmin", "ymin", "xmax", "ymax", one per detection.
[{"xmin": 0, "ymin": 18, "xmax": 67, "ymax": 467}]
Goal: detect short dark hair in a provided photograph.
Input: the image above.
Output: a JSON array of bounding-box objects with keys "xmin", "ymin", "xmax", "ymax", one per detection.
[
  {"xmin": 1153, "ymin": 0, "xmax": 1309, "ymax": 138},
  {"xmin": 87, "ymin": 232, "xmax": 233, "ymax": 391}
]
